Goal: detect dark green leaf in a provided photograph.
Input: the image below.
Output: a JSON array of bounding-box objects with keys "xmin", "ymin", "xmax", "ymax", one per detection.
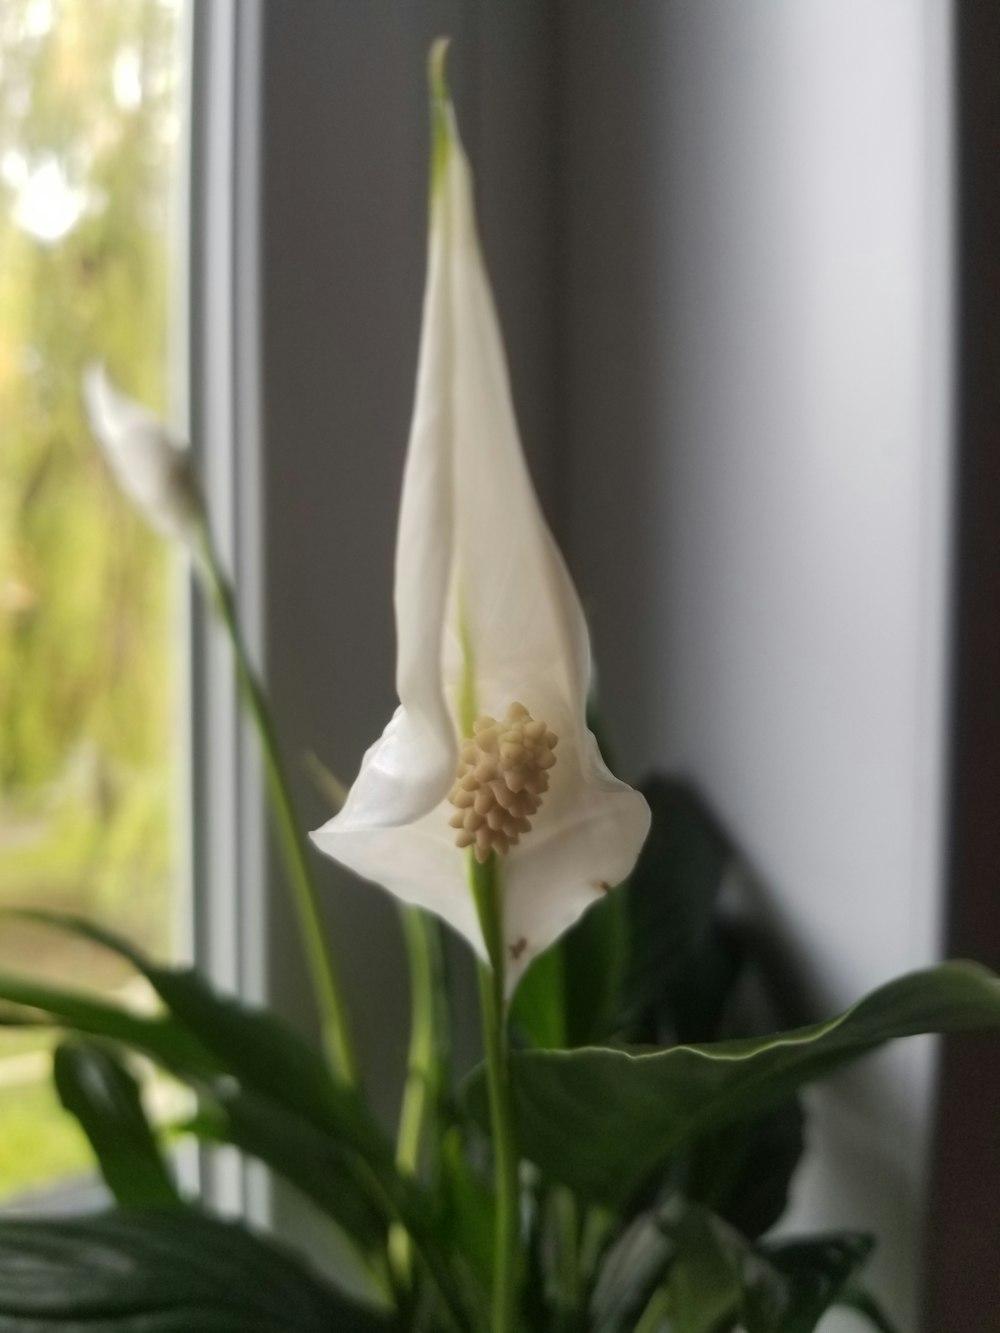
[
  {"xmin": 622, "ymin": 778, "xmax": 733, "ymax": 1030},
  {"xmin": 511, "ymin": 944, "xmax": 569, "ymax": 1049},
  {"xmin": 1, "ymin": 912, "xmax": 472, "ymax": 1330},
  {"xmin": 109, "ymin": 966, "xmax": 451, "ymax": 1286},
  {"xmin": 660, "ymin": 1209, "xmax": 874, "ymax": 1333},
  {"xmin": 189, "ymin": 1090, "xmax": 386, "ymax": 1252},
  {"xmin": 664, "ymin": 1208, "xmax": 743, "ymax": 1333},
  {"xmin": 744, "ymin": 1233, "xmax": 874, "ymax": 1333},
  {"xmin": 561, "ymin": 884, "xmax": 629, "ymax": 1047},
  {"xmin": 3, "ymin": 911, "xmax": 385, "ymax": 1156},
  {"xmin": 469, "ymin": 962, "xmax": 1000, "ymax": 1203},
  {"xmin": 0, "ymin": 932, "xmax": 390, "ymax": 1255},
  {"xmin": 0, "ymin": 971, "xmax": 214, "ymax": 1076},
  {"xmin": 0, "ymin": 1209, "xmax": 397, "ymax": 1331},
  {"xmin": 589, "ymin": 1213, "xmax": 675, "ymax": 1333},
  {"xmin": 437, "ymin": 1127, "xmax": 495, "ymax": 1293},
  {"xmin": 511, "ymin": 777, "xmax": 732, "ymax": 1052},
  {"xmin": 53, "ymin": 1040, "xmax": 181, "ymax": 1210},
  {"xmin": 682, "ymin": 1099, "xmax": 805, "ymax": 1240},
  {"xmin": 511, "ymin": 874, "xmax": 627, "ymax": 1051}
]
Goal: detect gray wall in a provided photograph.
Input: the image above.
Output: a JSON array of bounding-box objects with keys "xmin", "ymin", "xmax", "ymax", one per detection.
[
  {"xmin": 256, "ymin": 2, "xmax": 955, "ymax": 1324},
  {"xmin": 556, "ymin": 5, "xmax": 952, "ymax": 1328}
]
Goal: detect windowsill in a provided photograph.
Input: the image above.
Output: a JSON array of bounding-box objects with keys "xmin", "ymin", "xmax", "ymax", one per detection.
[{"xmin": 1, "ymin": 1174, "xmax": 108, "ymax": 1217}]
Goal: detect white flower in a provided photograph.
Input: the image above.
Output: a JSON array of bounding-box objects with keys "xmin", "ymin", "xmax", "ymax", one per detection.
[
  {"xmin": 312, "ymin": 56, "xmax": 650, "ymax": 994},
  {"xmin": 82, "ymin": 364, "xmax": 203, "ymax": 548}
]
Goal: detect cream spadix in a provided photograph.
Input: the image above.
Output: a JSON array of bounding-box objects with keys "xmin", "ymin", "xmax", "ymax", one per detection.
[{"xmin": 311, "ymin": 55, "xmax": 650, "ymax": 994}]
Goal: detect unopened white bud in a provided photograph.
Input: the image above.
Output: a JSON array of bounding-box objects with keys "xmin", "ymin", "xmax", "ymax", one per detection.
[{"xmin": 82, "ymin": 364, "xmax": 204, "ymax": 549}]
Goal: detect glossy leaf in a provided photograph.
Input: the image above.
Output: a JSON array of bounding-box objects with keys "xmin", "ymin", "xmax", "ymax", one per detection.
[
  {"xmin": 682, "ymin": 1099, "xmax": 805, "ymax": 1240},
  {"xmin": 53, "ymin": 1040, "xmax": 181, "ymax": 1210},
  {"xmin": 469, "ymin": 962, "xmax": 1000, "ymax": 1203},
  {"xmin": 660, "ymin": 1209, "xmax": 874, "ymax": 1333},
  {"xmin": 0, "ymin": 970, "xmax": 214, "ymax": 1076},
  {"xmin": 4, "ymin": 910, "xmax": 383, "ymax": 1153},
  {"xmin": 0, "ymin": 1209, "xmax": 395, "ymax": 1331},
  {"xmin": 749, "ymin": 1234, "xmax": 875, "ymax": 1333},
  {"xmin": 509, "ymin": 712, "xmax": 629, "ymax": 1051},
  {"xmin": 3, "ymin": 911, "xmax": 471, "ymax": 1331},
  {"xmin": 621, "ymin": 778, "xmax": 734, "ymax": 1033},
  {"xmin": 588, "ymin": 1213, "xmax": 674, "ymax": 1333},
  {"xmin": 511, "ymin": 943, "xmax": 571, "ymax": 1050},
  {"xmin": 190, "ymin": 1090, "xmax": 386, "ymax": 1252},
  {"xmin": 663, "ymin": 1208, "xmax": 743, "ymax": 1333},
  {"xmin": 438, "ymin": 1127, "xmax": 495, "ymax": 1293},
  {"xmin": 0, "ymin": 923, "xmax": 391, "ymax": 1254},
  {"xmin": 511, "ymin": 777, "xmax": 733, "ymax": 1051}
]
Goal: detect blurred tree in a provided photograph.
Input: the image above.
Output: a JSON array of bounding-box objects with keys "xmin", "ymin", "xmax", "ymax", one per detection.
[{"xmin": 0, "ymin": 0, "xmax": 183, "ymax": 951}]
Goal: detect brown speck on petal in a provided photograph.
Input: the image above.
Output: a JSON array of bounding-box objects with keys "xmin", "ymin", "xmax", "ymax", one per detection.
[
  {"xmin": 509, "ymin": 936, "xmax": 528, "ymax": 961},
  {"xmin": 594, "ymin": 880, "xmax": 613, "ymax": 894}
]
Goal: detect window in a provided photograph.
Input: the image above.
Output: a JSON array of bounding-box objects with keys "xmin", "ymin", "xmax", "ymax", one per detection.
[{"xmin": 0, "ymin": 0, "xmax": 187, "ymax": 1203}]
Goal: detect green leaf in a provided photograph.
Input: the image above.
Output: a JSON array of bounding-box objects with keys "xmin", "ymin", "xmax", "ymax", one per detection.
[
  {"xmin": 469, "ymin": 962, "xmax": 1000, "ymax": 1203},
  {"xmin": 0, "ymin": 935, "xmax": 391, "ymax": 1258},
  {"xmin": 663, "ymin": 1208, "xmax": 743, "ymax": 1333},
  {"xmin": 511, "ymin": 777, "xmax": 731, "ymax": 1051},
  {"xmin": 621, "ymin": 778, "xmax": 733, "ymax": 1031},
  {"xmin": 588, "ymin": 1213, "xmax": 675, "ymax": 1333},
  {"xmin": 511, "ymin": 944, "xmax": 570, "ymax": 1049},
  {"xmin": 3, "ymin": 911, "xmax": 382, "ymax": 1154},
  {"xmin": 189, "ymin": 1089, "xmax": 386, "ymax": 1253},
  {"xmin": 3, "ymin": 911, "xmax": 472, "ymax": 1331},
  {"xmin": 0, "ymin": 971, "xmax": 215, "ymax": 1076},
  {"xmin": 749, "ymin": 1234, "xmax": 875, "ymax": 1333},
  {"xmin": 53, "ymin": 1040, "xmax": 182, "ymax": 1210},
  {"xmin": 659, "ymin": 1209, "xmax": 874, "ymax": 1333},
  {"xmin": 560, "ymin": 883, "xmax": 629, "ymax": 1047},
  {"xmin": 0, "ymin": 1209, "xmax": 396, "ymax": 1331},
  {"xmin": 682, "ymin": 1099, "xmax": 805, "ymax": 1240},
  {"xmin": 437, "ymin": 1127, "xmax": 495, "ymax": 1293}
]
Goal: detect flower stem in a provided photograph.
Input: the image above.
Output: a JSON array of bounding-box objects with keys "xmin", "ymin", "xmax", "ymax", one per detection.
[
  {"xmin": 547, "ymin": 1186, "xmax": 581, "ymax": 1330},
  {"xmin": 197, "ymin": 524, "xmax": 359, "ymax": 1086},
  {"xmin": 390, "ymin": 905, "xmax": 448, "ymax": 1288},
  {"xmin": 634, "ymin": 1285, "xmax": 672, "ymax": 1333},
  {"xmin": 469, "ymin": 853, "xmax": 520, "ymax": 1333}
]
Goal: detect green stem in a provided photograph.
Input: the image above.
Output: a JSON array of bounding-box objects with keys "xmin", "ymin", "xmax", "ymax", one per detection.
[
  {"xmin": 389, "ymin": 906, "xmax": 448, "ymax": 1288},
  {"xmin": 197, "ymin": 525, "xmax": 359, "ymax": 1087},
  {"xmin": 357, "ymin": 1155, "xmax": 468, "ymax": 1333},
  {"xmin": 469, "ymin": 853, "xmax": 520, "ymax": 1333},
  {"xmin": 633, "ymin": 1284, "xmax": 671, "ymax": 1333},
  {"xmin": 548, "ymin": 1186, "xmax": 581, "ymax": 1330}
]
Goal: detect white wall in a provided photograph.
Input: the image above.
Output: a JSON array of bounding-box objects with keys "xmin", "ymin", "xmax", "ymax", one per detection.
[{"xmin": 557, "ymin": 3, "xmax": 953, "ymax": 1326}]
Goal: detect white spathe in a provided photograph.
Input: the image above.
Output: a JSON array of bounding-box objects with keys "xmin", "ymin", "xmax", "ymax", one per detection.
[
  {"xmin": 82, "ymin": 364, "xmax": 203, "ymax": 548},
  {"xmin": 311, "ymin": 82, "xmax": 650, "ymax": 993}
]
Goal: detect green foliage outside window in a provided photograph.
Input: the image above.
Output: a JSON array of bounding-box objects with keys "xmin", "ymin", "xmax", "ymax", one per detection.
[{"xmin": 0, "ymin": 0, "xmax": 183, "ymax": 1201}]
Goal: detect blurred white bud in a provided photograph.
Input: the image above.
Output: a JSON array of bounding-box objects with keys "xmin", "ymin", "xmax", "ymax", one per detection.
[{"xmin": 82, "ymin": 364, "xmax": 204, "ymax": 549}]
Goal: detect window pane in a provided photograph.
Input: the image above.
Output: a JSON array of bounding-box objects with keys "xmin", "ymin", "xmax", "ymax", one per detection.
[{"xmin": 0, "ymin": 0, "xmax": 187, "ymax": 1203}]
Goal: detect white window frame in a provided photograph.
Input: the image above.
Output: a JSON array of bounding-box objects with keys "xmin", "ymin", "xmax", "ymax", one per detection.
[{"xmin": 184, "ymin": 0, "xmax": 268, "ymax": 1222}]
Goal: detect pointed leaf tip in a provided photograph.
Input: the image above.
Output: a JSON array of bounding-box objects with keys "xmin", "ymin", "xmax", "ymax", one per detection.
[
  {"xmin": 428, "ymin": 37, "xmax": 451, "ymax": 103},
  {"xmin": 428, "ymin": 38, "xmax": 453, "ymax": 193}
]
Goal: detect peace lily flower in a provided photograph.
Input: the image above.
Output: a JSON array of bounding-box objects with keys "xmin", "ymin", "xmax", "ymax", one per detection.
[
  {"xmin": 312, "ymin": 53, "xmax": 650, "ymax": 994},
  {"xmin": 82, "ymin": 363, "xmax": 204, "ymax": 549}
]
